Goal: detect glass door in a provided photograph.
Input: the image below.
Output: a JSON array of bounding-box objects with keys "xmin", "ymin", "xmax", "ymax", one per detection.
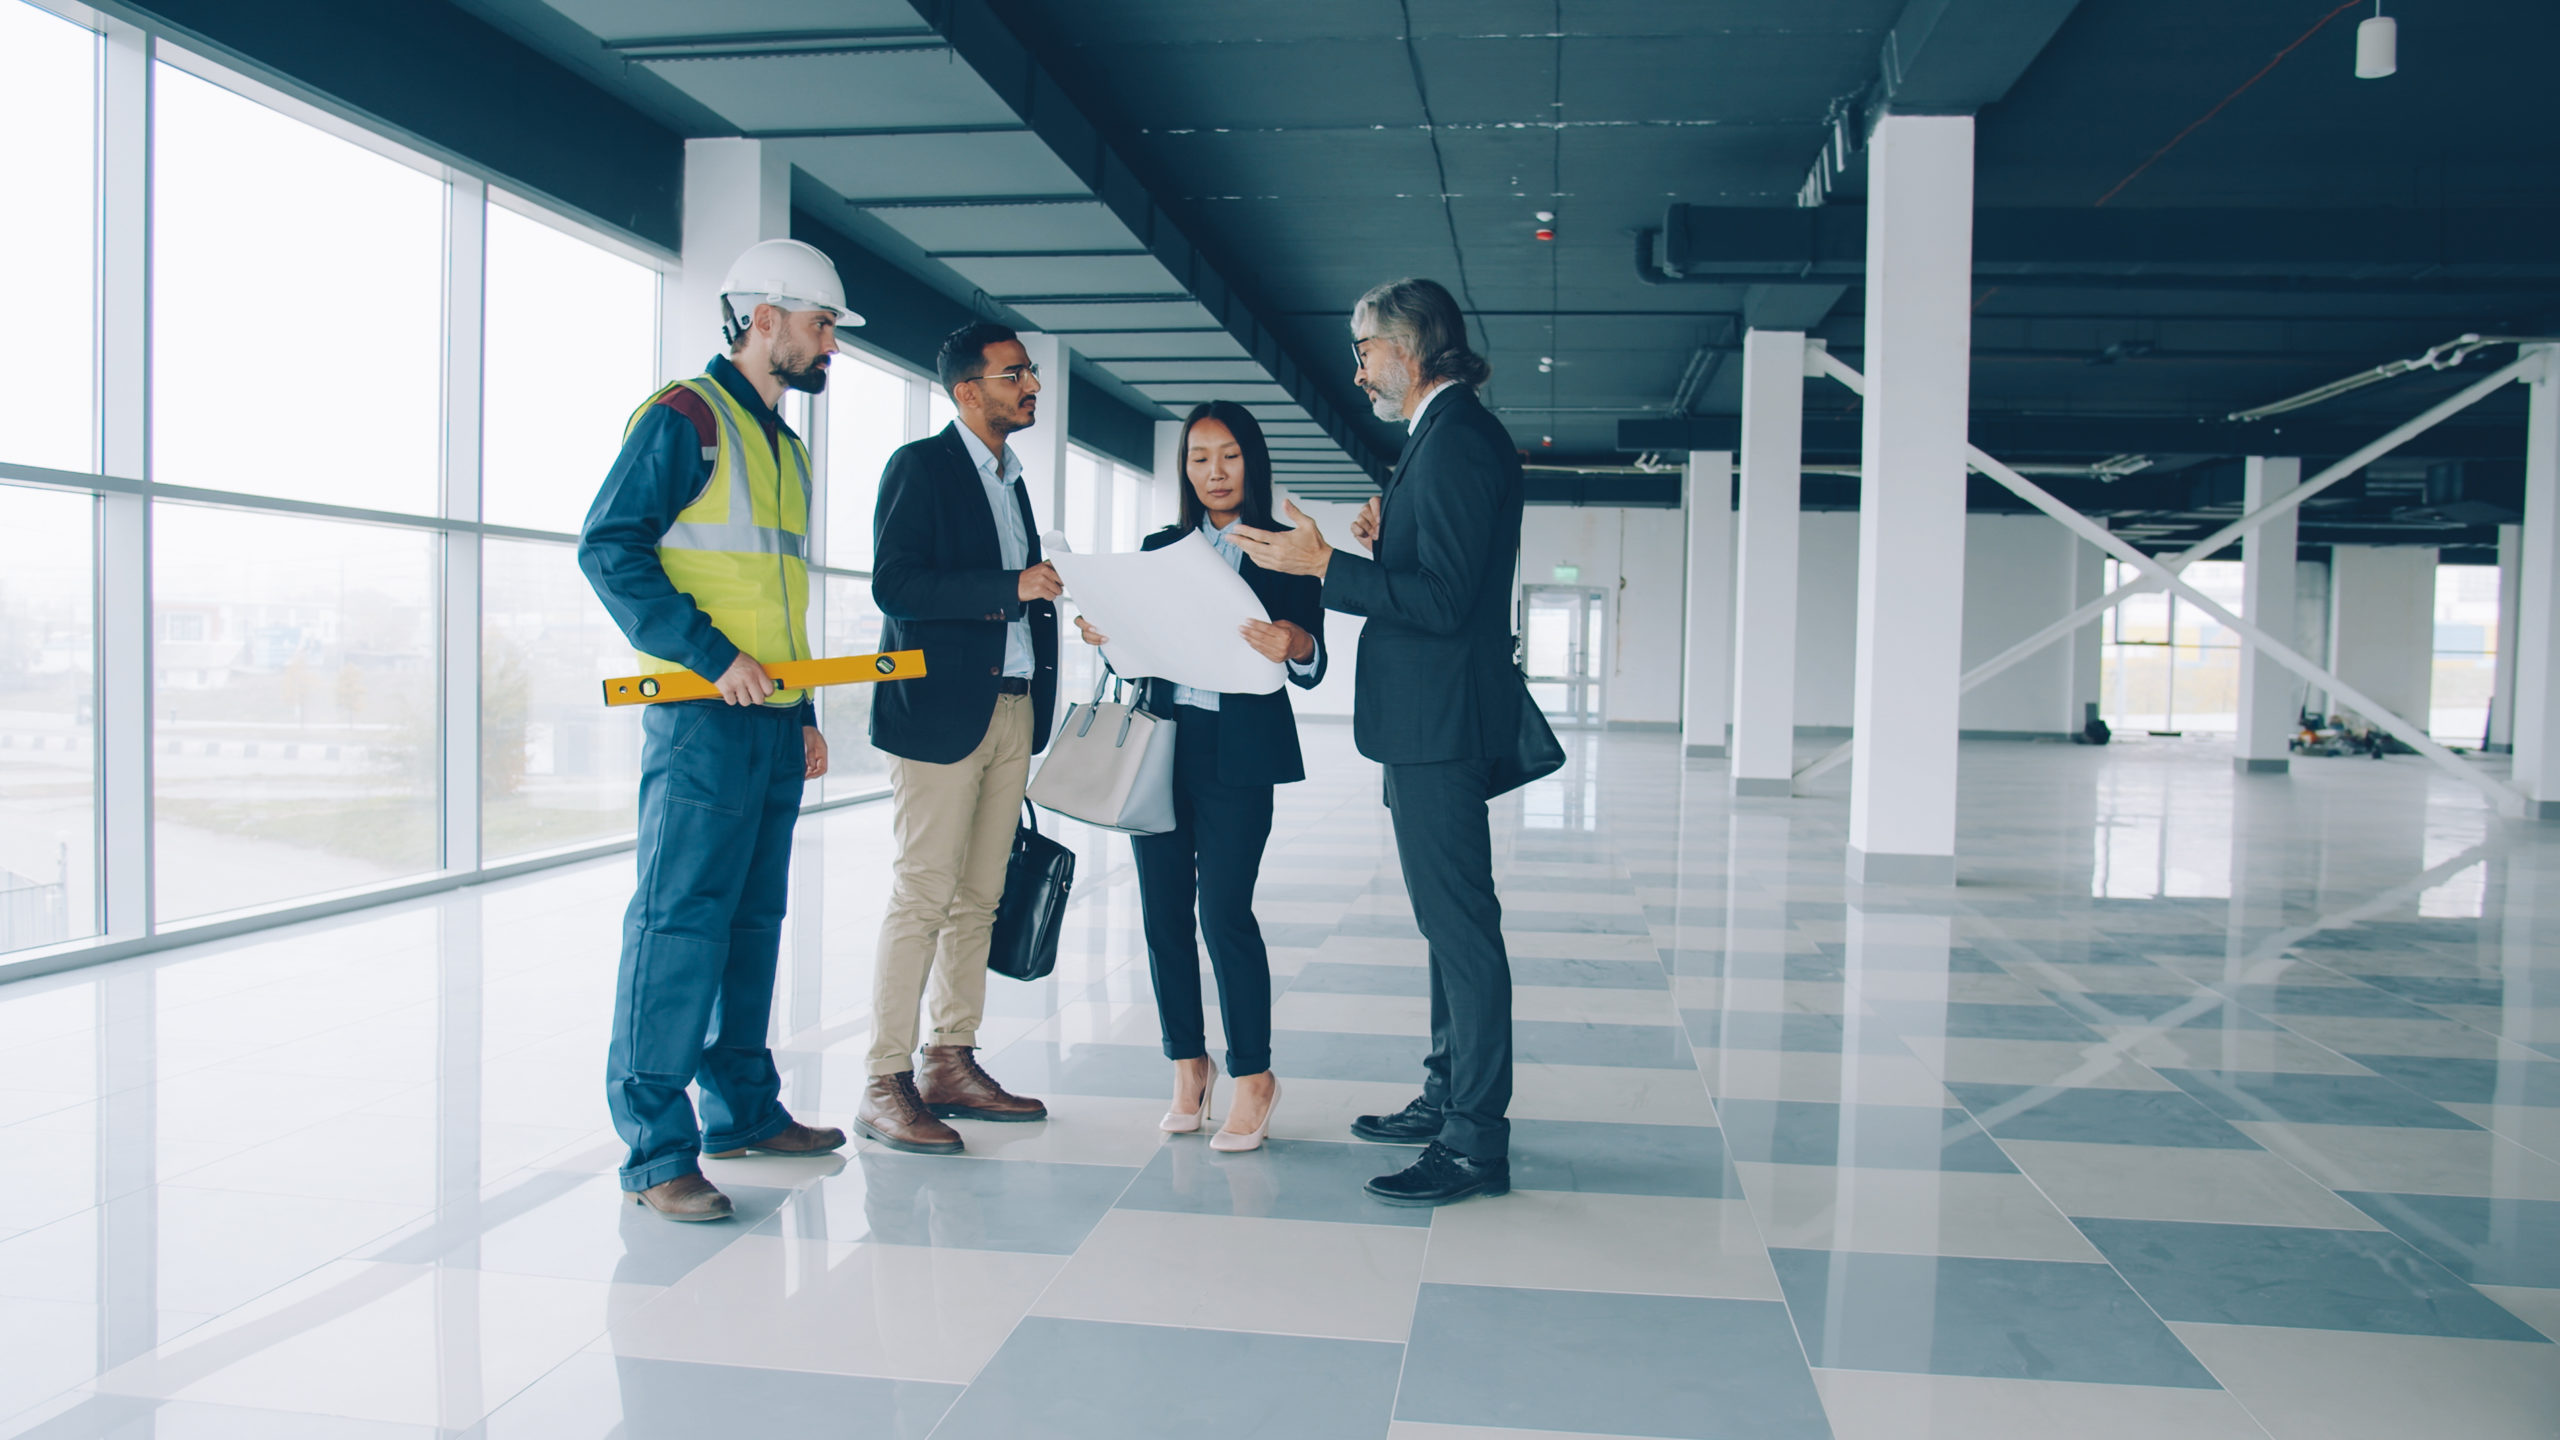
[{"xmin": 1521, "ymin": 585, "xmax": 1608, "ymax": 728}]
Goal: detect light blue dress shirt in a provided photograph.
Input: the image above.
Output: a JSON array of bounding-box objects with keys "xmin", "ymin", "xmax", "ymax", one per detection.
[
  {"xmin": 1170, "ymin": 517, "xmax": 1319, "ymax": 712},
  {"xmin": 956, "ymin": 423, "xmax": 1035, "ymax": 679}
]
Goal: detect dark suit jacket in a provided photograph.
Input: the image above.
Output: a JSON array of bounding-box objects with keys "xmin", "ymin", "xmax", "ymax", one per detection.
[
  {"xmin": 1125, "ymin": 523, "xmax": 1328, "ymax": 787},
  {"xmin": 1319, "ymin": 385, "xmax": 1525, "ymax": 766},
  {"xmin": 869, "ymin": 424, "xmax": 1059, "ymax": 763}
]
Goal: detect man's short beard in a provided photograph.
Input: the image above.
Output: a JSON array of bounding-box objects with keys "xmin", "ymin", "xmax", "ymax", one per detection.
[{"xmin": 775, "ymin": 344, "xmax": 829, "ymax": 394}]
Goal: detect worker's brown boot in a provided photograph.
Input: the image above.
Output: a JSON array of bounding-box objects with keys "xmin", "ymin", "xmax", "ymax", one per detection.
[
  {"xmin": 856, "ymin": 1071, "xmax": 964, "ymax": 1154},
  {"xmin": 918, "ymin": 1045, "xmax": 1049, "ymax": 1122},
  {"xmin": 705, "ymin": 1120, "xmax": 847, "ymax": 1159},
  {"xmin": 629, "ymin": 1171, "xmax": 734, "ymax": 1222}
]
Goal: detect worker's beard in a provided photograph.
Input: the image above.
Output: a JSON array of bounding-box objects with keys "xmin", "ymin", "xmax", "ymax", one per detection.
[{"xmin": 773, "ymin": 341, "xmax": 829, "ymax": 394}]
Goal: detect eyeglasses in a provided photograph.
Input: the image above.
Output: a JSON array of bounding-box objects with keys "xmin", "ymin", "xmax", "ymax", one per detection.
[
  {"xmin": 967, "ymin": 362, "xmax": 1040, "ymax": 387},
  {"xmin": 1351, "ymin": 336, "xmax": 1395, "ymax": 370}
]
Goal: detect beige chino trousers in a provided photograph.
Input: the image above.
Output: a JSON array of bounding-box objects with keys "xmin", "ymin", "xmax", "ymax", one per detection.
[{"xmin": 868, "ymin": 692, "xmax": 1033, "ymax": 1075}]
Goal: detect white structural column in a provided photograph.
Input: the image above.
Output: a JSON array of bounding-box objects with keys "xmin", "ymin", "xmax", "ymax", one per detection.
[
  {"xmin": 2514, "ymin": 346, "xmax": 2560, "ymax": 817},
  {"xmin": 1730, "ymin": 332, "xmax": 1805, "ymax": 794},
  {"xmin": 2067, "ymin": 539, "xmax": 2105, "ymax": 732},
  {"xmin": 2330, "ymin": 545, "xmax": 2438, "ymax": 733},
  {"xmin": 2490, "ymin": 522, "xmax": 2521, "ymax": 752},
  {"xmin": 1846, "ymin": 114, "xmax": 1974, "ymax": 885},
  {"xmin": 2234, "ymin": 456, "xmax": 2301, "ymax": 772},
  {"xmin": 1680, "ymin": 449, "xmax": 1736, "ymax": 758},
  {"xmin": 1014, "ymin": 331, "xmax": 1073, "ymax": 533},
  {"xmin": 661, "ymin": 138, "xmax": 790, "ymax": 384}
]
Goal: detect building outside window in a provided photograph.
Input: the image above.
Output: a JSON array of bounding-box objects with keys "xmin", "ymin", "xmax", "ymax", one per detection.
[
  {"xmin": 2098, "ymin": 558, "xmax": 2245, "ymax": 735},
  {"xmin": 2432, "ymin": 563, "xmax": 2499, "ymax": 745}
]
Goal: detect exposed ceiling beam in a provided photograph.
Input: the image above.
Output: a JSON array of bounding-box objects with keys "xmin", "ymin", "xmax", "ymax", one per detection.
[
  {"xmin": 1619, "ymin": 412, "xmax": 2528, "ymax": 462},
  {"xmin": 1800, "ymin": 0, "xmax": 2087, "ymax": 205},
  {"xmin": 1650, "ymin": 207, "xmax": 2560, "ymax": 279},
  {"xmin": 905, "ymin": 0, "xmax": 1392, "ymax": 482}
]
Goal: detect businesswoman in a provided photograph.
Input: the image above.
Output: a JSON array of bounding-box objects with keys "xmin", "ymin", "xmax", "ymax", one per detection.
[{"xmin": 1075, "ymin": 401, "xmax": 1325, "ymax": 1151}]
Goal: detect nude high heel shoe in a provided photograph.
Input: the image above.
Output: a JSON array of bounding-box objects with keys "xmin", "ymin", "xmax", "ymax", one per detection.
[
  {"xmin": 1160, "ymin": 1064, "xmax": 1216, "ymax": 1134},
  {"xmin": 1210, "ymin": 1078, "xmax": 1279, "ymax": 1153}
]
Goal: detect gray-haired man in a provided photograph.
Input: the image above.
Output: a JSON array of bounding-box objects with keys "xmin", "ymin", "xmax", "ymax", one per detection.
[{"xmin": 1232, "ymin": 277, "xmax": 1523, "ymax": 1206}]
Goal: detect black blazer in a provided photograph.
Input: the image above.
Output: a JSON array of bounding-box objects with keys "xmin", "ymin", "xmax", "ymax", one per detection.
[
  {"xmin": 870, "ymin": 424, "xmax": 1059, "ymax": 763},
  {"xmin": 1124, "ymin": 523, "xmax": 1328, "ymax": 787},
  {"xmin": 1319, "ymin": 386, "xmax": 1524, "ymax": 766}
]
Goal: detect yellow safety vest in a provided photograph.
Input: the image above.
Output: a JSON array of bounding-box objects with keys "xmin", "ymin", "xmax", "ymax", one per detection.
[{"xmin": 626, "ymin": 375, "xmax": 813, "ymax": 708}]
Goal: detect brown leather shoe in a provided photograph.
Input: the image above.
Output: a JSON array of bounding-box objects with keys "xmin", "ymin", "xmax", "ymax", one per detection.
[
  {"xmin": 629, "ymin": 1172, "xmax": 733, "ymax": 1222},
  {"xmin": 705, "ymin": 1120, "xmax": 848, "ymax": 1160},
  {"xmin": 855, "ymin": 1071, "xmax": 965, "ymax": 1154},
  {"xmin": 918, "ymin": 1045, "xmax": 1048, "ymax": 1122}
]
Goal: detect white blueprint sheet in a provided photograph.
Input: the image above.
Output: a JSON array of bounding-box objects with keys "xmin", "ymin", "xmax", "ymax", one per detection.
[{"xmin": 1048, "ymin": 530, "xmax": 1284, "ymax": 695}]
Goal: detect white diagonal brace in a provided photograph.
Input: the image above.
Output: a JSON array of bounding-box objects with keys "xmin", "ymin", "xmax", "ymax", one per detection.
[
  {"xmin": 1794, "ymin": 350, "xmax": 2533, "ymax": 783},
  {"xmin": 1965, "ymin": 443, "xmax": 2524, "ymax": 815}
]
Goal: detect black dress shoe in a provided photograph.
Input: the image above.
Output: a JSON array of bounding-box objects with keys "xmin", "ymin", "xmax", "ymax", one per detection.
[
  {"xmin": 1365, "ymin": 1141, "xmax": 1509, "ymax": 1207},
  {"xmin": 1349, "ymin": 1095, "xmax": 1443, "ymax": 1143}
]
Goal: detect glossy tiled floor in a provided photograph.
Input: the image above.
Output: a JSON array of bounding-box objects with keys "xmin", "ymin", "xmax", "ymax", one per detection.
[{"xmin": 3, "ymin": 729, "xmax": 2558, "ymax": 1439}]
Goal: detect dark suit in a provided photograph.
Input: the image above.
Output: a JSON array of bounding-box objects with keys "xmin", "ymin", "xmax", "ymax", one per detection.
[
  {"xmin": 1320, "ymin": 385, "xmax": 1525, "ymax": 1160},
  {"xmin": 1126, "ymin": 523, "xmax": 1326, "ymax": 1077},
  {"xmin": 870, "ymin": 424, "xmax": 1059, "ymax": 761}
]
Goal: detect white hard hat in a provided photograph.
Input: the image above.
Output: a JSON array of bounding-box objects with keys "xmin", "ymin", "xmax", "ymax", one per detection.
[{"xmin": 719, "ymin": 238, "xmax": 865, "ymax": 345}]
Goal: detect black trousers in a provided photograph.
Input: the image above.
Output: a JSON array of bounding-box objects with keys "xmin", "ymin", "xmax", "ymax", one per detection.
[
  {"xmin": 1385, "ymin": 756, "xmax": 1513, "ymax": 1160},
  {"xmin": 1130, "ymin": 706, "xmax": 1276, "ymax": 1077}
]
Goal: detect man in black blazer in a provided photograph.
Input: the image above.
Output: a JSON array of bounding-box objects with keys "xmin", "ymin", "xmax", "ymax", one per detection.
[
  {"xmin": 860, "ymin": 322, "xmax": 1059, "ymax": 1154},
  {"xmin": 1233, "ymin": 277, "xmax": 1523, "ymax": 1206}
]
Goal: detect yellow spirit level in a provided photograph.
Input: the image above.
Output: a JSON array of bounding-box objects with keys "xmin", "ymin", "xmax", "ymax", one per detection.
[{"xmin": 601, "ymin": 650, "xmax": 926, "ymax": 707}]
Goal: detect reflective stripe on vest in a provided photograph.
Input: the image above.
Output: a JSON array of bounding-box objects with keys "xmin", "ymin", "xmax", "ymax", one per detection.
[{"xmin": 626, "ymin": 376, "xmax": 814, "ymax": 708}]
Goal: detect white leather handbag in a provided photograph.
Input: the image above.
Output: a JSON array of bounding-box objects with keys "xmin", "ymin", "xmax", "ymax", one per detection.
[{"xmin": 1027, "ymin": 673, "xmax": 1180, "ymax": 834}]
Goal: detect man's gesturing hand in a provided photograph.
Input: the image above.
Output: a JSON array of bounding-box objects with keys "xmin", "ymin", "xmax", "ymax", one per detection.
[
  {"xmin": 1018, "ymin": 562, "xmax": 1064, "ymax": 602},
  {"xmin": 1349, "ymin": 496, "xmax": 1381, "ymax": 553},
  {"xmin": 1230, "ymin": 501, "xmax": 1333, "ymax": 579},
  {"xmin": 715, "ymin": 652, "xmax": 776, "ymax": 706}
]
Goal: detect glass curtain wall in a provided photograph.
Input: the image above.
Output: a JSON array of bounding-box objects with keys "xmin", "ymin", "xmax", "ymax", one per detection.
[
  {"xmin": 0, "ymin": 7, "xmax": 705, "ymax": 961},
  {"xmin": 0, "ymin": 1, "xmax": 101, "ymax": 952},
  {"xmin": 0, "ymin": 0, "xmax": 1141, "ymax": 963}
]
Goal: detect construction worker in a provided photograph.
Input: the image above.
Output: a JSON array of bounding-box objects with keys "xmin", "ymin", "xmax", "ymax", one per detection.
[{"xmin": 577, "ymin": 238, "xmax": 858, "ymax": 1221}]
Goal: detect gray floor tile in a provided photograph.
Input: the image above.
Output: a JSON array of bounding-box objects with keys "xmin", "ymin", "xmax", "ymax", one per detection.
[
  {"xmin": 1769, "ymin": 1248, "xmax": 2221, "ymax": 1387},
  {"xmin": 931, "ymin": 1317, "xmax": 1403, "ymax": 1439},
  {"xmin": 2074, "ymin": 1217, "xmax": 2547, "ymax": 1341},
  {"xmin": 1509, "ymin": 1118, "xmax": 1742, "ymax": 1198},
  {"xmin": 1717, "ymin": 1099, "xmax": 2017, "ymax": 1173},
  {"xmin": 1397, "ymin": 1283, "xmax": 1831, "ymax": 1439}
]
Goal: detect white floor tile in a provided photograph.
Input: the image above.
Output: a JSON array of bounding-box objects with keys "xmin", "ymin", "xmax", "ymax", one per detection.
[
  {"xmin": 2234, "ymin": 1121, "xmax": 2560, "ymax": 1199},
  {"xmin": 1032, "ymin": 1209, "xmax": 1426, "ymax": 1340},
  {"xmin": 92, "ymin": 1261, "xmax": 644, "ymax": 1429},
  {"xmin": 1998, "ymin": 1140, "xmax": 2385, "ymax": 1229},
  {"xmin": 605, "ymin": 1236, "xmax": 1060, "ymax": 1383},
  {"xmin": 1732, "ymin": 1162, "xmax": 2101, "ymax": 1261},
  {"xmin": 1423, "ymin": 1190, "xmax": 1780, "ymax": 1299}
]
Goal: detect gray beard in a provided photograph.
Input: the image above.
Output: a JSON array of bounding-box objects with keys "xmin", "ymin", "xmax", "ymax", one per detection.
[{"xmin": 1367, "ymin": 367, "xmax": 1411, "ymax": 422}]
